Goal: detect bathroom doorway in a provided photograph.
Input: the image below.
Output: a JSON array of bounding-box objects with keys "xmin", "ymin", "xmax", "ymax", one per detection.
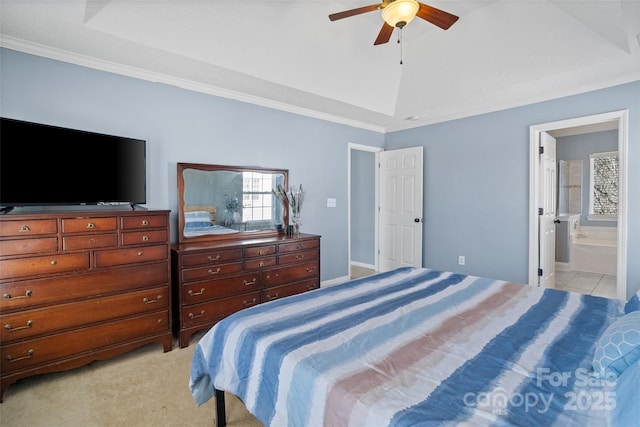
[
  {"xmin": 528, "ymin": 110, "xmax": 628, "ymax": 299},
  {"xmin": 553, "ymin": 131, "xmax": 618, "ymax": 297}
]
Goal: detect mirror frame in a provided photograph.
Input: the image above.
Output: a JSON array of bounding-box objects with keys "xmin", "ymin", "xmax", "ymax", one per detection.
[{"xmin": 177, "ymin": 162, "xmax": 289, "ymax": 244}]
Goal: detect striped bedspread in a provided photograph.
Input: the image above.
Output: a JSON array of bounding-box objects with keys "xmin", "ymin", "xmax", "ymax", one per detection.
[{"xmin": 190, "ymin": 267, "xmax": 623, "ymax": 426}]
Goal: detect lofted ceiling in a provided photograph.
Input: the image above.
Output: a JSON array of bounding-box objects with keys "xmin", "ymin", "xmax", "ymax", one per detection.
[{"xmin": 1, "ymin": 0, "xmax": 639, "ymax": 132}]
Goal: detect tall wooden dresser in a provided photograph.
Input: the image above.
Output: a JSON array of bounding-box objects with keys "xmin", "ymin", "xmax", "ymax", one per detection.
[
  {"xmin": 172, "ymin": 233, "xmax": 320, "ymax": 348},
  {"xmin": 0, "ymin": 209, "xmax": 172, "ymax": 401}
]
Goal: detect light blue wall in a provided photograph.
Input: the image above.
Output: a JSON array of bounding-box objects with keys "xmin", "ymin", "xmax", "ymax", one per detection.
[
  {"xmin": 0, "ymin": 48, "xmax": 385, "ymax": 282},
  {"xmin": 385, "ymin": 81, "xmax": 640, "ymax": 297},
  {"xmin": 1, "ymin": 48, "xmax": 638, "ymax": 296},
  {"xmin": 557, "ymin": 130, "xmax": 618, "ymax": 227}
]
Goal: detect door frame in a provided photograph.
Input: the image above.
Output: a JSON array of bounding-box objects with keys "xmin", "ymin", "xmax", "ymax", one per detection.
[
  {"xmin": 528, "ymin": 110, "xmax": 628, "ymax": 299},
  {"xmin": 348, "ymin": 143, "xmax": 383, "ymax": 277}
]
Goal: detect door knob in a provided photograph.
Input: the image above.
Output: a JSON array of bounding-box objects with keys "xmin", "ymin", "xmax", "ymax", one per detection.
[
  {"xmin": 414, "ymin": 218, "xmax": 421, "ymax": 223},
  {"xmin": 554, "ymin": 219, "xmax": 561, "ymax": 224}
]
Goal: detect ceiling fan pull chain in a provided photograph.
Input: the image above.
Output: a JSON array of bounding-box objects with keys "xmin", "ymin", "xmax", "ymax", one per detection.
[{"xmin": 398, "ymin": 28, "xmax": 403, "ymax": 65}]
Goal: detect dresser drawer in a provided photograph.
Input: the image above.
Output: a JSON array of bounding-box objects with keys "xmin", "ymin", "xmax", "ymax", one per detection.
[
  {"xmin": 0, "ymin": 219, "xmax": 57, "ymax": 237},
  {"xmin": 182, "ymin": 292, "xmax": 260, "ymax": 328},
  {"xmin": 263, "ymin": 278, "xmax": 320, "ymax": 302},
  {"xmin": 121, "ymin": 214, "xmax": 168, "ymax": 230},
  {"xmin": 278, "ymin": 249, "xmax": 319, "ymax": 265},
  {"xmin": 181, "ymin": 249, "xmax": 243, "ymax": 267},
  {"xmin": 94, "ymin": 244, "xmax": 168, "ymax": 268},
  {"xmin": 1, "ymin": 286, "xmax": 168, "ymax": 342},
  {"xmin": 62, "ymin": 234, "xmax": 118, "ymax": 251},
  {"xmin": 182, "ymin": 272, "xmax": 261, "ymax": 305},
  {"xmin": 244, "ymin": 256, "xmax": 276, "ymax": 270},
  {"xmin": 263, "ymin": 261, "xmax": 319, "ymax": 287},
  {"xmin": 181, "ymin": 262, "xmax": 243, "ymax": 282},
  {"xmin": 279, "ymin": 238, "xmax": 319, "ymax": 253},
  {"xmin": 1, "ymin": 261, "xmax": 169, "ymax": 313},
  {"xmin": 0, "ymin": 237, "xmax": 58, "ymax": 257},
  {"xmin": 121, "ymin": 230, "xmax": 168, "ymax": 246},
  {"xmin": 0, "ymin": 253, "xmax": 89, "ymax": 281},
  {"xmin": 1, "ymin": 310, "xmax": 169, "ymax": 374},
  {"xmin": 61, "ymin": 217, "xmax": 117, "ymax": 234},
  {"xmin": 244, "ymin": 244, "xmax": 276, "ymax": 258}
]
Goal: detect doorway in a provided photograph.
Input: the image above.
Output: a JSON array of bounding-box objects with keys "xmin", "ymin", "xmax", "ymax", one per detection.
[
  {"xmin": 348, "ymin": 143, "xmax": 382, "ymax": 279},
  {"xmin": 528, "ymin": 110, "xmax": 628, "ymax": 299}
]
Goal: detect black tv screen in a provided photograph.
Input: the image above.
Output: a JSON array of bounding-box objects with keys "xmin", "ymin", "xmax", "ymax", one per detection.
[{"xmin": 0, "ymin": 118, "xmax": 146, "ymax": 207}]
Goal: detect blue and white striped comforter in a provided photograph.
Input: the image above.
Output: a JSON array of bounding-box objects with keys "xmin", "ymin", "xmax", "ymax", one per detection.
[{"xmin": 190, "ymin": 267, "xmax": 624, "ymax": 426}]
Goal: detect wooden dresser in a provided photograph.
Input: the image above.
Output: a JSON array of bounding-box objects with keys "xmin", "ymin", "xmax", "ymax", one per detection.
[
  {"xmin": 172, "ymin": 233, "xmax": 320, "ymax": 348},
  {"xmin": 0, "ymin": 209, "xmax": 172, "ymax": 401}
]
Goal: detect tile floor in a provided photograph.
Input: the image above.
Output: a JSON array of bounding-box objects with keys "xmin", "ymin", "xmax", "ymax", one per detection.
[{"xmin": 554, "ymin": 269, "xmax": 618, "ymax": 298}]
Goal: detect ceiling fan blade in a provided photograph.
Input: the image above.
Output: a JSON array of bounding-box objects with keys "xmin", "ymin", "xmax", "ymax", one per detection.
[
  {"xmin": 374, "ymin": 22, "xmax": 394, "ymax": 45},
  {"xmin": 416, "ymin": 3, "xmax": 459, "ymax": 30},
  {"xmin": 329, "ymin": 4, "xmax": 383, "ymax": 21}
]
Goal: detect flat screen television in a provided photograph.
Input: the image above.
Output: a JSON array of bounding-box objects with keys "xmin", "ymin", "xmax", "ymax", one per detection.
[{"xmin": 0, "ymin": 117, "xmax": 146, "ymax": 208}]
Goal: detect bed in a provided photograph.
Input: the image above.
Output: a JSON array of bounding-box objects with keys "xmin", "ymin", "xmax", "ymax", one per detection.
[
  {"xmin": 190, "ymin": 267, "xmax": 640, "ymax": 426},
  {"xmin": 183, "ymin": 206, "xmax": 239, "ymax": 237}
]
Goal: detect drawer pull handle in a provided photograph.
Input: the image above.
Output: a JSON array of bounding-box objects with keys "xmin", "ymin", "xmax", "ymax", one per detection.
[
  {"xmin": 142, "ymin": 235, "xmax": 149, "ymax": 242},
  {"xmin": 259, "ymin": 250, "xmax": 265, "ymax": 255},
  {"xmin": 306, "ymin": 267, "xmax": 315, "ymax": 273},
  {"xmin": 4, "ymin": 320, "xmax": 33, "ymax": 332},
  {"xmin": 142, "ymin": 219, "xmax": 149, "ymax": 226},
  {"xmin": 266, "ymin": 293, "xmax": 279, "ymax": 300},
  {"xmin": 258, "ymin": 261, "xmax": 265, "ymax": 267},
  {"xmin": 207, "ymin": 255, "xmax": 221, "ymax": 262},
  {"xmin": 243, "ymin": 278, "xmax": 257, "ymax": 286},
  {"xmin": 3, "ymin": 290, "xmax": 32, "ymax": 299},
  {"xmin": 188, "ymin": 288, "xmax": 206, "ymax": 296},
  {"xmin": 6, "ymin": 349, "xmax": 34, "ymax": 363},
  {"xmin": 137, "ymin": 251, "xmax": 144, "ymax": 256},
  {"xmin": 207, "ymin": 268, "xmax": 221, "ymax": 275},
  {"xmin": 297, "ymin": 243, "xmax": 305, "ymax": 249},
  {"xmin": 143, "ymin": 295, "xmax": 162, "ymax": 304},
  {"xmin": 189, "ymin": 311, "xmax": 205, "ymax": 319},
  {"xmin": 296, "ymin": 255, "xmax": 305, "ymax": 260},
  {"xmin": 86, "ymin": 222, "xmax": 95, "ymax": 229},
  {"xmin": 243, "ymin": 298, "xmax": 258, "ymax": 307},
  {"xmin": 50, "ymin": 260, "xmax": 57, "ymax": 265},
  {"xmin": 19, "ymin": 225, "xmax": 31, "ymax": 232}
]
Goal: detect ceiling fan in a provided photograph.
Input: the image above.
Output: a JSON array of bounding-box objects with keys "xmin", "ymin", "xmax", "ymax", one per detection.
[{"xmin": 329, "ymin": 0, "xmax": 459, "ymax": 45}]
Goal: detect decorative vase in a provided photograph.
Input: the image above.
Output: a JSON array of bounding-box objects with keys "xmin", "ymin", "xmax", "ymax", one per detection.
[
  {"xmin": 223, "ymin": 209, "xmax": 233, "ymax": 226},
  {"xmin": 292, "ymin": 211, "xmax": 301, "ymax": 236}
]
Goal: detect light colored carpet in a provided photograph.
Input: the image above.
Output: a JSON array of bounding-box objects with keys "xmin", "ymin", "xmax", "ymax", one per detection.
[{"xmin": 0, "ymin": 332, "xmax": 262, "ymax": 427}]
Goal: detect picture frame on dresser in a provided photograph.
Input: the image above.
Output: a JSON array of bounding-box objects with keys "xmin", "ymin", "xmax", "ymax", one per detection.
[{"xmin": 172, "ymin": 163, "xmax": 321, "ymax": 348}]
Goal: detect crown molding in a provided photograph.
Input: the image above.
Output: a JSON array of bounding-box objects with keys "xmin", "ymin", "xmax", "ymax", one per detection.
[{"xmin": 1, "ymin": 37, "xmax": 386, "ymax": 134}]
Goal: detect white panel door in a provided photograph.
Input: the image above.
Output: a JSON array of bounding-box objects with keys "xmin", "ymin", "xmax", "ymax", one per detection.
[
  {"xmin": 539, "ymin": 132, "xmax": 557, "ymax": 288},
  {"xmin": 378, "ymin": 147, "xmax": 423, "ymax": 271}
]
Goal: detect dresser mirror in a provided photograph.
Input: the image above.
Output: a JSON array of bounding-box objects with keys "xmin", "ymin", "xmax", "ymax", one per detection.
[{"xmin": 177, "ymin": 163, "xmax": 289, "ymax": 243}]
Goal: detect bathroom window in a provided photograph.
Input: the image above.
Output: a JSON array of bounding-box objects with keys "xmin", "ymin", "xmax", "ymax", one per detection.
[{"xmin": 588, "ymin": 151, "xmax": 618, "ymax": 221}]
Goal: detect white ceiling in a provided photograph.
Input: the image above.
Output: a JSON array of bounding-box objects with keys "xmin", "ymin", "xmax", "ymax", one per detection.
[{"xmin": 1, "ymin": 0, "xmax": 640, "ymax": 132}]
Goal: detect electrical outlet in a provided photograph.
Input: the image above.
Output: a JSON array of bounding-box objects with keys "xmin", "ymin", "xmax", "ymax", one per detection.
[{"xmin": 458, "ymin": 255, "xmax": 465, "ymax": 266}]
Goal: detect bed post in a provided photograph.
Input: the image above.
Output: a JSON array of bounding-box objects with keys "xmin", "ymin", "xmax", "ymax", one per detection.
[{"xmin": 215, "ymin": 388, "xmax": 227, "ymax": 427}]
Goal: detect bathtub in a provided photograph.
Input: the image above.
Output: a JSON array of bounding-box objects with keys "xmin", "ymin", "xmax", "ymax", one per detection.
[{"xmin": 570, "ymin": 226, "xmax": 617, "ymax": 275}]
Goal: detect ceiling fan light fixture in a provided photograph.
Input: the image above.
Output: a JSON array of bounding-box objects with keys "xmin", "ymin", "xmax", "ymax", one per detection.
[{"xmin": 382, "ymin": 0, "xmax": 420, "ymax": 28}]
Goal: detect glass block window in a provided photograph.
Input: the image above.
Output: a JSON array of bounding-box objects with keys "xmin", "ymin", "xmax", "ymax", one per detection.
[{"xmin": 589, "ymin": 151, "xmax": 618, "ymax": 218}]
